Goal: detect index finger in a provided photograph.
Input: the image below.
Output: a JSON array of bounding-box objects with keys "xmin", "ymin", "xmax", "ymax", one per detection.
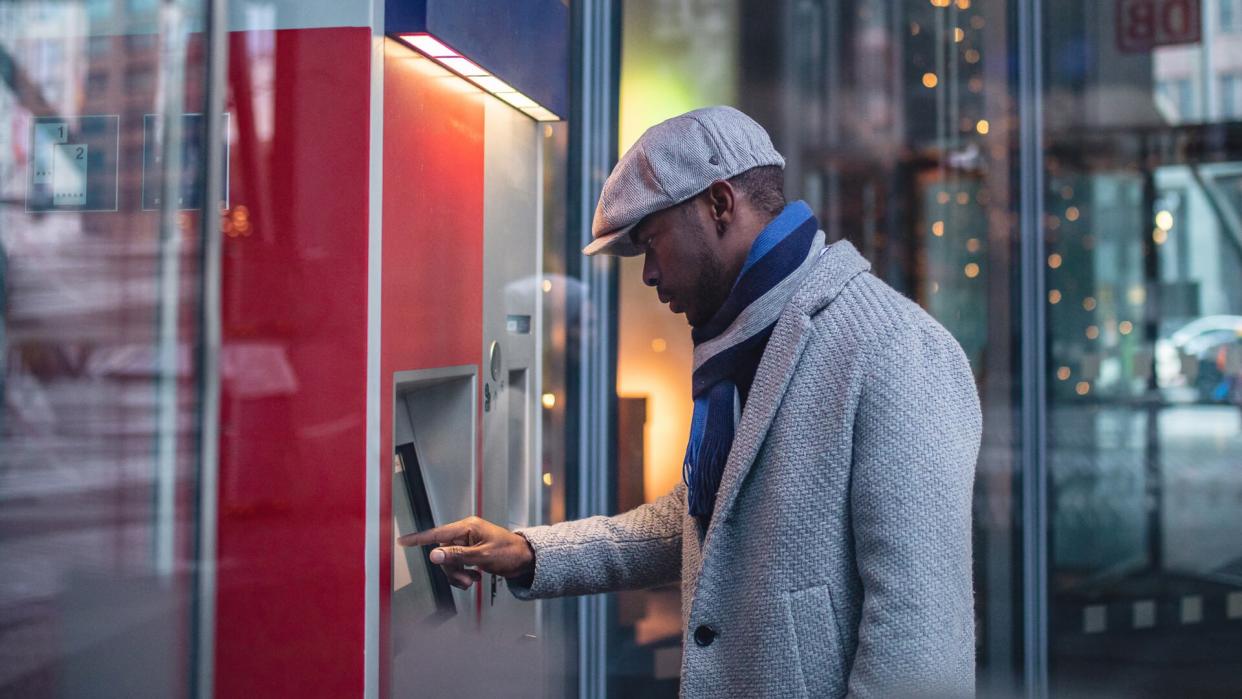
[{"xmin": 398, "ymin": 520, "xmax": 470, "ymax": 548}]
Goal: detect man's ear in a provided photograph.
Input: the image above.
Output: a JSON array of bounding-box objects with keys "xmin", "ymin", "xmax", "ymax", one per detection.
[{"xmin": 706, "ymin": 180, "xmax": 735, "ymax": 237}]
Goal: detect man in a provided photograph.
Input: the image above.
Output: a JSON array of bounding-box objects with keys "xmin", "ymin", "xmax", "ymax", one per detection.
[{"xmin": 401, "ymin": 106, "xmax": 980, "ymax": 698}]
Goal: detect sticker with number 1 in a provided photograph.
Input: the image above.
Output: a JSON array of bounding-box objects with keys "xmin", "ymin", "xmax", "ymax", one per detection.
[{"xmin": 32, "ymin": 122, "xmax": 68, "ymax": 184}]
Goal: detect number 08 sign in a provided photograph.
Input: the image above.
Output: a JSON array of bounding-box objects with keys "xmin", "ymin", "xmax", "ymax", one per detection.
[{"xmin": 1116, "ymin": 0, "xmax": 1201, "ymax": 53}]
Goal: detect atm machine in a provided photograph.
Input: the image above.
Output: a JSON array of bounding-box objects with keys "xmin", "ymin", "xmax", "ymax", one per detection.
[
  {"xmin": 381, "ymin": 2, "xmax": 568, "ymax": 697},
  {"xmin": 387, "ymin": 101, "xmax": 546, "ymax": 691}
]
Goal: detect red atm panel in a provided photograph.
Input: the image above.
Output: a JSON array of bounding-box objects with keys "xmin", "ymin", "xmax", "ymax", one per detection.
[
  {"xmin": 215, "ymin": 27, "xmax": 372, "ymax": 699},
  {"xmin": 379, "ymin": 40, "xmax": 487, "ymax": 698}
]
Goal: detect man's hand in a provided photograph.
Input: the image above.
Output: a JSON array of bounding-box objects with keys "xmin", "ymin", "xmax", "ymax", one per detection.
[{"xmin": 397, "ymin": 516, "xmax": 534, "ymax": 590}]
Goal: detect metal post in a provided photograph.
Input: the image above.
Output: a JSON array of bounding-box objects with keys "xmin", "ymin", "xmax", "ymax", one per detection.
[
  {"xmin": 569, "ymin": 1, "xmax": 620, "ymax": 696},
  {"xmin": 154, "ymin": 0, "xmax": 188, "ymax": 581},
  {"xmin": 1017, "ymin": 0, "xmax": 1048, "ymax": 696},
  {"xmin": 193, "ymin": 0, "xmax": 228, "ymax": 695}
]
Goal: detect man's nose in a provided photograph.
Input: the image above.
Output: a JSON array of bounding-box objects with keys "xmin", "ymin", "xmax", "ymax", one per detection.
[{"xmin": 642, "ymin": 254, "xmax": 659, "ymax": 287}]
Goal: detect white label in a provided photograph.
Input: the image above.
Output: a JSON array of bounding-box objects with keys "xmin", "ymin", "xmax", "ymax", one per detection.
[
  {"xmin": 1132, "ymin": 599, "xmax": 1156, "ymax": 629},
  {"xmin": 52, "ymin": 143, "xmax": 87, "ymax": 206},
  {"xmin": 32, "ymin": 122, "xmax": 68, "ymax": 184}
]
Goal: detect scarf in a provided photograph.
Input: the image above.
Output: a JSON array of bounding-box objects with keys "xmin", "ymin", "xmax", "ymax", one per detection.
[{"xmin": 684, "ymin": 201, "xmax": 826, "ymax": 522}]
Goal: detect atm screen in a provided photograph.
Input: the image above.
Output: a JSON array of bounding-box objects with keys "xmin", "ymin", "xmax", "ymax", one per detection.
[{"xmin": 393, "ymin": 442, "xmax": 456, "ymax": 623}]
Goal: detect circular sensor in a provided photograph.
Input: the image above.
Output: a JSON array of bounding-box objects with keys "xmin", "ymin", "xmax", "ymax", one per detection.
[{"xmin": 489, "ymin": 341, "xmax": 503, "ymax": 381}]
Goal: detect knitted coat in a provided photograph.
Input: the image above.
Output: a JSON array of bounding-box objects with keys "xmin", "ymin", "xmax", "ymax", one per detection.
[{"xmin": 512, "ymin": 240, "xmax": 981, "ymax": 698}]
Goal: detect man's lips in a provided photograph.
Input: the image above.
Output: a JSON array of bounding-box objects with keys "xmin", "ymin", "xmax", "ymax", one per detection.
[
  {"xmin": 666, "ymin": 295, "xmax": 684, "ymax": 313},
  {"xmin": 658, "ymin": 288, "xmax": 684, "ymax": 313}
]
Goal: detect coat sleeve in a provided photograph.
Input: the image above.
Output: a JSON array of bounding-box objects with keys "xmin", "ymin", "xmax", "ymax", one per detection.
[
  {"xmin": 846, "ymin": 320, "xmax": 981, "ymax": 698},
  {"xmin": 508, "ymin": 483, "xmax": 685, "ymax": 600}
]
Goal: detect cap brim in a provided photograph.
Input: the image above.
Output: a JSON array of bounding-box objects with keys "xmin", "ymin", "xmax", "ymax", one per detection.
[{"xmin": 582, "ymin": 224, "xmax": 643, "ymax": 257}]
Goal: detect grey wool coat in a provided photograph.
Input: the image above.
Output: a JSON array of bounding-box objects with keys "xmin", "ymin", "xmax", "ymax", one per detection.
[{"xmin": 513, "ymin": 240, "xmax": 981, "ymax": 698}]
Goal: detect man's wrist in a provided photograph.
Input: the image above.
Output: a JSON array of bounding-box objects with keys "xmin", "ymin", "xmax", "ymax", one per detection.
[{"xmin": 507, "ymin": 531, "xmax": 537, "ymax": 587}]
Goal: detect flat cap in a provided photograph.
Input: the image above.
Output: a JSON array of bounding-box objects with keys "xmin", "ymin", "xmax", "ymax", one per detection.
[{"xmin": 584, "ymin": 106, "xmax": 785, "ymax": 257}]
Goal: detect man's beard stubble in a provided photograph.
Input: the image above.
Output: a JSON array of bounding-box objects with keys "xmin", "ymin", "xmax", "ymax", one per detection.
[{"xmin": 688, "ymin": 245, "xmax": 727, "ymax": 328}]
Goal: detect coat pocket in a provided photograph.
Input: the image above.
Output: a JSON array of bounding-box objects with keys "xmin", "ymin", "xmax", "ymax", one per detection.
[{"xmin": 784, "ymin": 582, "xmax": 848, "ymax": 698}]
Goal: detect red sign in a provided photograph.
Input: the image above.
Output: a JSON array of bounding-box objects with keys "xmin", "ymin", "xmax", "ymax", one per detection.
[{"xmin": 1116, "ymin": 0, "xmax": 1201, "ymax": 52}]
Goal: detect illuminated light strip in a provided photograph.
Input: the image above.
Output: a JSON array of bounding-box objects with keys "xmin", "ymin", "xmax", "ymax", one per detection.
[
  {"xmin": 440, "ymin": 56, "xmax": 488, "ymax": 77},
  {"xmin": 468, "ymin": 75, "xmax": 515, "ymax": 93},
  {"xmin": 396, "ymin": 32, "xmax": 561, "ymax": 122},
  {"xmin": 403, "ymin": 33, "xmax": 457, "ymax": 58},
  {"xmin": 495, "ymin": 91, "xmax": 538, "ymax": 109}
]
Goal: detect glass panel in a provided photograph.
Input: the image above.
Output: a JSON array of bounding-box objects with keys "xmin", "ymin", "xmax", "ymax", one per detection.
[
  {"xmin": 0, "ymin": 1, "xmax": 209, "ymax": 696},
  {"xmin": 537, "ymin": 118, "xmax": 580, "ymax": 698},
  {"xmin": 616, "ymin": 1, "xmax": 1023, "ymax": 695},
  {"xmin": 1044, "ymin": 1, "xmax": 1242, "ymax": 695}
]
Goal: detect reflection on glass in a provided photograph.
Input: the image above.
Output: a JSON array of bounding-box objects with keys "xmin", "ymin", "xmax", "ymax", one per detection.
[
  {"xmin": 1045, "ymin": 1, "xmax": 1242, "ymax": 695},
  {"xmin": 617, "ymin": 1, "xmax": 1022, "ymax": 696},
  {"xmin": 0, "ymin": 1, "xmax": 208, "ymax": 696}
]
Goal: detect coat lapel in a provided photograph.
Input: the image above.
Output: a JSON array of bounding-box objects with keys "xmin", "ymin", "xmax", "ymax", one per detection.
[
  {"xmin": 700, "ymin": 240, "xmax": 872, "ymax": 551},
  {"xmin": 701, "ymin": 307, "xmax": 813, "ymax": 548}
]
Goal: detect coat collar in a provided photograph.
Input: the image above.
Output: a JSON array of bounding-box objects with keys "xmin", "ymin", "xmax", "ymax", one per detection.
[{"xmin": 700, "ymin": 239, "xmax": 871, "ymax": 547}]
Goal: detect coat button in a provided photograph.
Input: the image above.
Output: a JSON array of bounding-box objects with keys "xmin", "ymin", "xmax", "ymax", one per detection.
[{"xmin": 693, "ymin": 624, "xmax": 718, "ymax": 647}]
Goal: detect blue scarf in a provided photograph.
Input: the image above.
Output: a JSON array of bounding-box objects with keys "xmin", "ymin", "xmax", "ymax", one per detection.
[{"xmin": 684, "ymin": 201, "xmax": 826, "ymax": 522}]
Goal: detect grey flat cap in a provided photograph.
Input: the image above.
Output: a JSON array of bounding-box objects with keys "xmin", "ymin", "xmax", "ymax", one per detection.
[{"xmin": 584, "ymin": 106, "xmax": 785, "ymax": 257}]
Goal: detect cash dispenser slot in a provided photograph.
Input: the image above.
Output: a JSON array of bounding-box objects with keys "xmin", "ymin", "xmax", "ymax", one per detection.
[
  {"xmin": 391, "ymin": 365, "xmax": 477, "ymax": 665},
  {"xmin": 394, "ymin": 441, "xmax": 456, "ymax": 620}
]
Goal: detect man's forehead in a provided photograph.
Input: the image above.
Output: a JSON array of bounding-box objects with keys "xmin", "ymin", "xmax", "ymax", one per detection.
[{"xmin": 631, "ymin": 205, "xmax": 683, "ymax": 242}]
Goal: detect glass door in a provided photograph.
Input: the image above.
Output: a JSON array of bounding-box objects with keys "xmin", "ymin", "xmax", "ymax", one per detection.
[
  {"xmin": 1043, "ymin": 2, "xmax": 1242, "ymax": 695},
  {"xmin": 0, "ymin": 1, "xmax": 213, "ymax": 696}
]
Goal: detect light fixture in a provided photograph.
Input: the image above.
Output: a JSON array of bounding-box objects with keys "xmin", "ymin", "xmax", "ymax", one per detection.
[
  {"xmin": 396, "ymin": 32, "xmax": 562, "ymax": 122},
  {"xmin": 404, "ymin": 33, "xmax": 456, "ymax": 57},
  {"xmin": 439, "ymin": 56, "xmax": 488, "ymax": 77}
]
